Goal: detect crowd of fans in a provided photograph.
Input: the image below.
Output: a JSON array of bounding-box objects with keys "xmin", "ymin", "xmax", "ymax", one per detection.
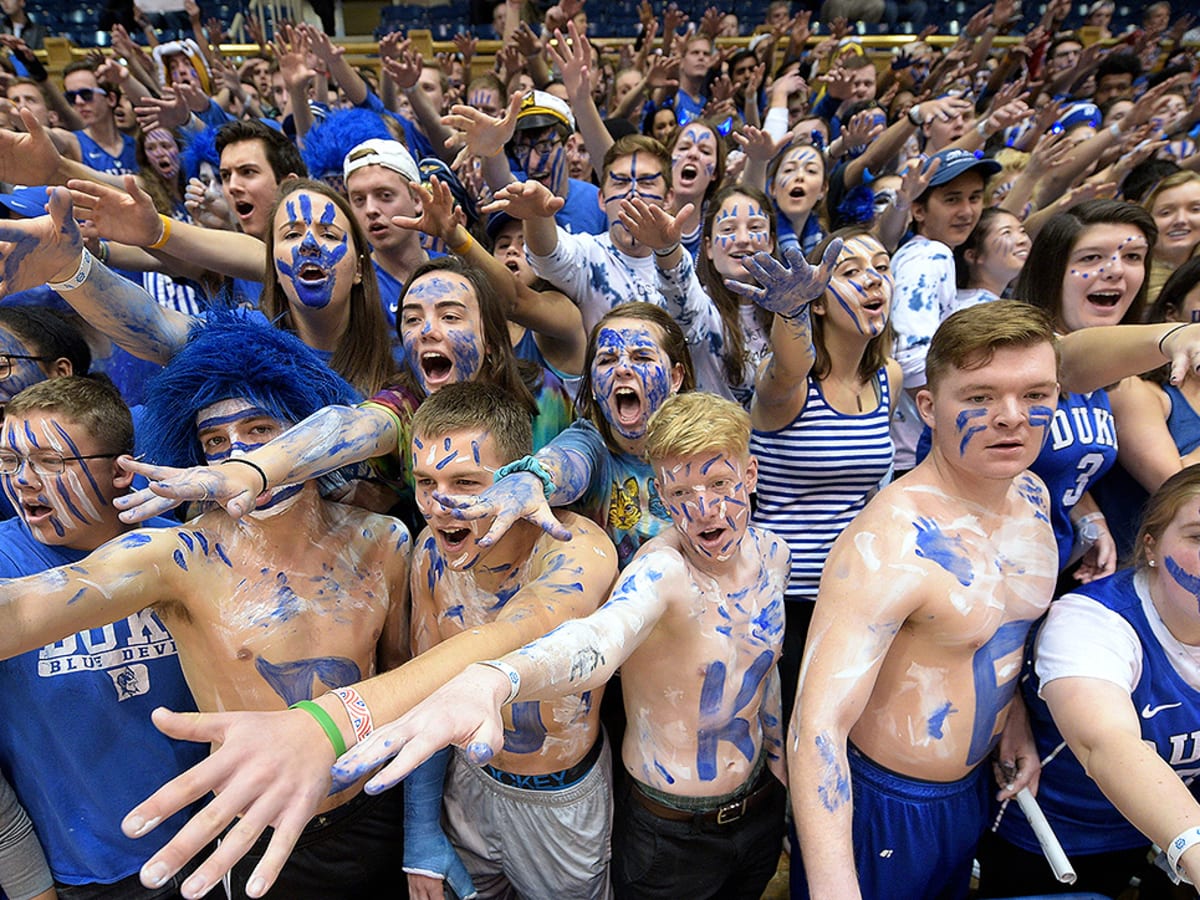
[{"xmin": 0, "ymin": 0, "xmax": 1196, "ymax": 898}]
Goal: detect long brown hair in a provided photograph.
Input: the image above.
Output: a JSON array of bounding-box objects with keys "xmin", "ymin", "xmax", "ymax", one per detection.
[
  {"xmin": 395, "ymin": 256, "xmax": 538, "ymax": 415},
  {"xmin": 575, "ymin": 303, "xmax": 696, "ymax": 450},
  {"xmin": 259, "ymin": 178, "xmax": 396, "ymax": 397},
  {"xmin": 809, "ymin": 227, "xmax": 894, "ymax": 383},
  {"xmin": 136, "ymin": 128, "xmax": 183, "ymax": 216},
  {"xmin": 696, "ymin": 183, "xmax": 776, "ymax": 387},
  {"xmin": 1014, "ymin": 199, "xmax": 1157, "ymax": 332}
]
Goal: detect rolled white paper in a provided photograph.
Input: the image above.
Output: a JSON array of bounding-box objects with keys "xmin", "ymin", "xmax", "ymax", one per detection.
[{"xmin": 1016, "ymin": 787, "xmax": 1077, "ymax": 884}]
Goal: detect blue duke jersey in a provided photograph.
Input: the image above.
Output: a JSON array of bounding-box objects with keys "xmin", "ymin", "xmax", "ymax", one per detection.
[
  {"xmin": 0, "ymin": 518, "xmax": 203, "ymax": 885},
  {"xmin": 1036, "ymin": 391, "xmax": 1117, "ymax": 569},
  {"xmin": 1000, "ymin": 568, "xmax": 1200, "ymax": 855},
  {"xmin": 74, "ymin": 130, "xmax": 139, "ymax": 176}
]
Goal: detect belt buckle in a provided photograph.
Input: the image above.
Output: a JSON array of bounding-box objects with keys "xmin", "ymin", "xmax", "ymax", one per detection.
[{"xmin": 716, "ymin": 797, "xmax": 747, "ymax": 825}]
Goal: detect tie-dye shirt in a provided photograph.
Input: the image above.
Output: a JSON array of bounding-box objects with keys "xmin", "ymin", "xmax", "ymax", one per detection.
[{"xmin": 553, "ymin": 419, "xmax": 670, "ymax": 569}]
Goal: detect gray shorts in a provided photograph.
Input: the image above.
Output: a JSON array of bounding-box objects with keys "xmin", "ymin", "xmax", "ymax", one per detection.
[{"xmin": 444, "ymin": 733, "xmax": 614, "ymax": 900}]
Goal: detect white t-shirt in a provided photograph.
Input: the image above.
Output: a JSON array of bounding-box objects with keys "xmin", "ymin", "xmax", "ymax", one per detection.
[{"xmin": 1036, "ymin": 570, "xmax": 1200, "ymax": 695}]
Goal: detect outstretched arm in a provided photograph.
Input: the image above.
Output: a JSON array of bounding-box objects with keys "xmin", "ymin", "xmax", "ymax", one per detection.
[
  {"xmin": 380, "ymin": 49, "xmax": 456, "ymax": 164},
  {"xmin": 0, "ymin": 187, "xmax": 194, "ymax": 363},
  {"xmin": 68, "ymin": 176, "xmax": 266, "ymax": 281},
  {"xmin": 396, "ymin": 176, "xmax": 586, "ymax": 377},
  {"xmin": 124, "ymin": 518, "xmax": 614, "ymax": 899},
  {"xmin": 1059, "ymin": 322, "xmax": 1200, "ymax": 394},
  {"xmin": 330, "ymin": 521, "xmax": 628, "ymax": 791},
  {"xmin": 547, "ymin": 22, "xmax": 614, "ymax": 171},
  {"xmin": 1043, "ymin": 676, "xmax": 1200, "ymax": 884},
  {"xmin": 115, "ymin": 404, "xmax": 401, "ymax": 522},
  {"xmin": 0, "ymin": 528, "xmax": 180, "ymax": 660},
  {"xmin": 737, "ymin": 241, "xmax": 841, "ymax": 419},
  {"xmin": 431, "ymin": 422, "xmax": 606, "ymax": 546},
  {"xmin": 442, "ymin": 91, "xmax": 522, "ymax": 196}
]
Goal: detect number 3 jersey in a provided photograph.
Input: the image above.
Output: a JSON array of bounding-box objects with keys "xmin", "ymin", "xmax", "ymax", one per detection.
[{"xmin": 1033, "ymin": 390, "xmax": 1117, "ymax": 570}]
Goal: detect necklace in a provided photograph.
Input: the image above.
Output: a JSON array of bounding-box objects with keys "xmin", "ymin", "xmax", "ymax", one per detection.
[{"xmin": 825, "ymin": 375, "xmax": 866, "ymax": 412}]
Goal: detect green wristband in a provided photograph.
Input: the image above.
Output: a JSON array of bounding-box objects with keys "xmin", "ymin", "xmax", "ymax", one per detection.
[
  {"xmin": 289, "ymin": 700, "xmax": 347, "ymax": 757},
  {"xmin": 494, "ymin": 454, "xmax": 556, "ymax": 498}
]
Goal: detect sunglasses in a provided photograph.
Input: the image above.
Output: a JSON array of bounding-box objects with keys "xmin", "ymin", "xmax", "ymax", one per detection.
[{"xmin": 65, "ymin": 87, "xmax": 108, "ymax": 104}]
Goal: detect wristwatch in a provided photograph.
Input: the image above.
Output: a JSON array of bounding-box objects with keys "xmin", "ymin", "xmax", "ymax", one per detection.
[{"xmin": 907, "ymin": 104, "xmax": 924, "ymax": 127}]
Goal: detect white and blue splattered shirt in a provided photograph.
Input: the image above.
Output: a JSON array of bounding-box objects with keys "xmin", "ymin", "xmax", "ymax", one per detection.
[
  {"xmin": 889, "ymin": 234, "xmax": 957, "ymax": 470},
  {"xmin": 529, "ymin": 227, "xmax": 665, "ymax": 337}
]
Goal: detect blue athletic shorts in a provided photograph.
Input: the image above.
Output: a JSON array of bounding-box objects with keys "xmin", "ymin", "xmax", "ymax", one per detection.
[{"xmin": 791, "ymin": 744, "xmax": 989, "ymax": 900}]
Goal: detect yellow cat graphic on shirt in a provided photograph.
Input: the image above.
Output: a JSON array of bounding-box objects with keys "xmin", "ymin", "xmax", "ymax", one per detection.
[{"xmin": 608, "ymin": 476, "xmax": 642, "ymax": 532}]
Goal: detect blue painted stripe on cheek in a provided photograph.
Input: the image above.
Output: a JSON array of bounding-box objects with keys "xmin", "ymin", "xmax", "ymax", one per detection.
[{"xmin": 51, "ymin": 422, "xmax": 106, "ymax": 508}]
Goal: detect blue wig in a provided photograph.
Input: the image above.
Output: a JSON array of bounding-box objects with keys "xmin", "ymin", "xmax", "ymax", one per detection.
[
  {"xmin": 180, "ymin": 125, "xmax": 222, "ymax": 183},
  {"xmin": 301, "ymin": 108, "xmax": 395, "ymax": 180},
  {"xmin": 138, "ymin": 313, "xmax": 360, "ymax": 469},
  {"xmin": 834, "ymin": 184, "xmax": 877, "ymax": 231}
]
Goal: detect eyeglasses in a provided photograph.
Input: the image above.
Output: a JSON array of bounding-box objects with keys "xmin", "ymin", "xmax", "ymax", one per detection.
[
  {"xmin": 0, "ymin": 354, "xmax": 48, "ymax": 380},
  {"xmin": 65, "ymin": 87, "xmax": 108, "ymax": 104},
  {"xmin": 0, "ymin": 450, "xmax": 119, "ymax": 476},
  {"xmin": 512, "ymin": 138, "xmax": 562, "ymax": 160}
]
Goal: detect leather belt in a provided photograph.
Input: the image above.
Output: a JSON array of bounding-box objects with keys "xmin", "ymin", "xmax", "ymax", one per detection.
[{"xmin": 630, "ymin": 771, "xmax": 776, "ymax": 826}]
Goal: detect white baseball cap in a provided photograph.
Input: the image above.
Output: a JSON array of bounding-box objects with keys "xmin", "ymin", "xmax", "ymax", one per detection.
[{"xmin": 343, "ymin": 138, "xmax": 421, "ymax": 184}]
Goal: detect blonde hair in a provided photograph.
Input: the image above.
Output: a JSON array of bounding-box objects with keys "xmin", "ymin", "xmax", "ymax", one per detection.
[
  {"xmin": 1143, "ymin": 171, "xmax": 1200, "ymax": 222},
  {"xmin": 925, "ymin": 301, "xmax": 1059, "ymax": 392},
  {"xmin": 1135, "ymin": 465, "xmax": 1200, "ymax": 569},
  {"xmin": 644, "ymin": 392, "xmax": 750, "ymax": 463}
]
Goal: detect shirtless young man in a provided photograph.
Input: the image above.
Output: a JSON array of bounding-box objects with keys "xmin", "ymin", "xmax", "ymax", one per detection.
[
  {"xmin": 335, "ymin": 391, "xmax": 790, "ymax": 899},
  {"xmin": 789, "ymin": 300, "xmax": 1062, "ymax": 900},
  {"xmin": 386, "ymin": 381, "xmax": 617, "ymax": 899},
  {"xmin": 0, "ymin": 320, "xmax": 413, "ymax": 900}
]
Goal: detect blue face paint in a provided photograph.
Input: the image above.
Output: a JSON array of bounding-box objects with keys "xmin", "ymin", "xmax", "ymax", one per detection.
[
  {"xmin": 956, "ymin": 408, "xmax": 988, "ymax": 455},
  {"xmin": 672, "ymin": 126, "xmax": 718, "ymax": 191},
  {"xmin": 274, "ymin": 194, "xmax": 351, "ymax": 310},
  {"xmin": 400, "ymin": 275, "xmax": 484, "ymax": 394},
  {"xmin": 518, "ymin": 128, "xmax": 568, "ymax": 195},
  {"xmin": 1027, "ymin": 405, "xmax": 1053, "ymax": 429},
  {"xmin": 0, "ymin": 326, "xmax": 46, "ymax": 405},
  {"xmin": 196, "ymin": 406, "xmax": 275, "ymax": 432},
  {"xmin": 2, "ymin": 415, "xmax": 108, "ymax": 539},
  {"xmin": 602, "ymin": 152, "xmax": 667, "ymax": 206},
  {"xmin": 591, "ymin": 325, "xmax": 673, "ymax": 441},
  {"xmin": 1165, "ymin": 556, "xmax": 1200, "ymax": 612},
  {"xmin": 913, "ymin": 517, "xmax": 975, "ymax": 586}
]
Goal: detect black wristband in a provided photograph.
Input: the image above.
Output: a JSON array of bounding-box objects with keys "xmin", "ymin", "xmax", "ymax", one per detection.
[{"xmin": 220, "ymin": 457, "xmax": 270, "ymax": 495}]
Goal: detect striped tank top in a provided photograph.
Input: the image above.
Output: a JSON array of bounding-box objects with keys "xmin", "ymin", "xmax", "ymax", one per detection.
[{"xmin": 750, "ymin": 368, "xmax": 894, "ymax": 603}]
